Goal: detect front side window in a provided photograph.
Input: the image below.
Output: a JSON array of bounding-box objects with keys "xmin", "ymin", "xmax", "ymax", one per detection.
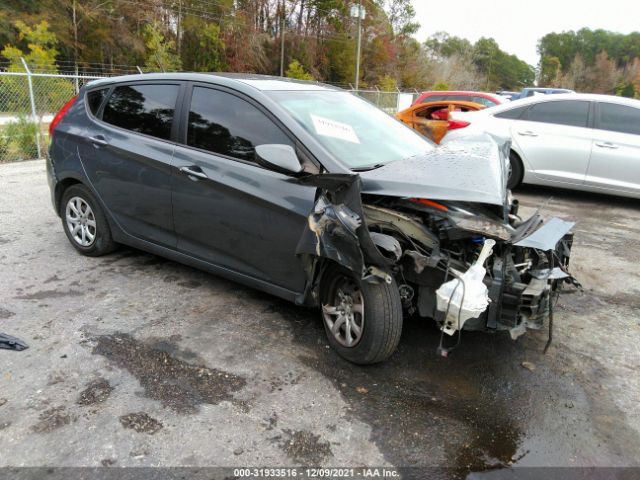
[
  {"xmin": 523, "ymin": 100, "xmax": 589, "ymax": 128},
  {"xmin": 187, "ymin": 87, "xmax": 293, "ymax": 162},
  {"xmin": 596, "ymin": 102, "xmax": 640, "ymax": 136},
  {"xmin": 102, "ymin": 84, "xmax": 179, "ymax": 140},
  {"xmin": 268, "ymin": 90, "xmax": 434, "ymax": 169}
]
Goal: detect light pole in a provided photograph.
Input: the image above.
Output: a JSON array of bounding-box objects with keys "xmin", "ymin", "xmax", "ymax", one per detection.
[
  {"xmin": 350, "ymin": 1, "xmax": 366, "ymax": 90},
  {"xmin": 279, "ymin": 1, "xmax": 285, "ymax": 77}
]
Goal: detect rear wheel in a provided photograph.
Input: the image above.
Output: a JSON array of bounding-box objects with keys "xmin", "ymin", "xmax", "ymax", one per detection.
[
  {"xmin": 321, "ymin": 264, "xmax": 403, "ymax": 364},
  {"xmin": 507, "ymin": 151, "xmax": 524, "ymax": 189},
  {"xmin": 60, "ymin": 184, "xmax": 116, "ymax": 256}
]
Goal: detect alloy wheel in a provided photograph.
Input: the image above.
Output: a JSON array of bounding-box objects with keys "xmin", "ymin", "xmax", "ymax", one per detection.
[
  {"xmin": 65, "ymin": 196, "xmax": 96, "ymax": 247},
  {"xmin": 322, "ymin": 276, "xmax": 365, "ymax": 347}
]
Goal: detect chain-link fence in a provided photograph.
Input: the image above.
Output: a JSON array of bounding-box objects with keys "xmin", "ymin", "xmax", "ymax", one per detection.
[
  {"xmin": 351, "ymin": 89, "xmax": 418, "ymax": 114},
  {"xmin": 0, "ymin": 61, "xmax": 420, "ymax": 163},
  {"xmin": 0, "ymin": 64, "xmax": 104, "ymax": 163},
  {"xmin": 0, "ymin": 65, "xmax": 105, "ymax": 163}
]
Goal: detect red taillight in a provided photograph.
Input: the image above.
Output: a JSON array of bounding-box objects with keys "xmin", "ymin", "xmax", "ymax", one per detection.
[
  {"xmin": 408, "ymin": 198, "xmax": 449, "ymax": 212},
  {"xmin": 49, "ymin": 96, "xmax": 77, "ymax": 137},
  {"xmin": 447, "ymin": 119, "xmax": 470, "ymax": 130}
]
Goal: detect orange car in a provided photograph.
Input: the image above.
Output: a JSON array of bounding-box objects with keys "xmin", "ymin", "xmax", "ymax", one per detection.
[{"xmin": 395, "ymin": 100, "xmax": 485, "ymax": 144}]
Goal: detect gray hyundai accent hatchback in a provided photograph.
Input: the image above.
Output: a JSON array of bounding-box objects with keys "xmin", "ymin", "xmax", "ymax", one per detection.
[{"xmin": 47, "ymin": 73, "xmax": 577, "ymax": 364}]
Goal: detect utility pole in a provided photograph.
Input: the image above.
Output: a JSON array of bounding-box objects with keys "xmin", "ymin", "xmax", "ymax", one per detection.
[
  {"xmin": 351, "ymin": 1, "xmax": 365, "ymax": 90},
  {"xmin": 177, "ymin": 0, "xmax": 182, "ymax": 56},
  {"xmin": 279, "ymin": 1, "xmax": 285, "ymax": 77}
]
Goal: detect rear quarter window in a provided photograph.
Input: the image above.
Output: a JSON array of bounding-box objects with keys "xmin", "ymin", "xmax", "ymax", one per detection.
[
  {"xmin": 101, "ymin": 83, "xmax": 179, "ymax": 140},
  {"xmin": 595, "ymin": 102, "xmax": 640, "ymax": 135},
  {"xmin": 86, "ymin": 88, "xmax": 108, "ymax": 116},
  {"xmin": 494, "ymin": 105, "xmax": 529, "ymax": 120}
]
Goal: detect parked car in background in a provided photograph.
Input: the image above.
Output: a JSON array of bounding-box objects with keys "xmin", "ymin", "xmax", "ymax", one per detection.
[
  {"xmin": 515, "ymin": 87, "xmax": 575, "ymax": 100},
  {"xmin": 412, "ymin": 91, "xmax": 505, "ymax": 108},
  {"xmin": 47, "ymin": 73, "xmax": 575, "ymax": 364},
  {"xmin": 396, "ymin": 100, "xmax": 485, "ymax": 143},
  {"xmin": 447, "ymin": 93, "xmax": 640, "ymax": 197},
  {"xmin": 496, "ymin": 90, "xmax": 520, "ymax": 101}
]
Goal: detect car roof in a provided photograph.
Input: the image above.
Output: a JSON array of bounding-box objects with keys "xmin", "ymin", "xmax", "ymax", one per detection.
[
  {"xmin": 485, "ymin": 92, "xmax": 640, "ymax": 114},
  {"xmin": 398, "ymin": 99, "xmax": 486, "ymax": 115},
  {"xmin": 85, "ymin": 72, "xmax": 341, "ymax": 92},
  {"xmin": 420, "ymin": 91, "xmax": 498, "ymax": 98},
  {"xmin": 522, "ymin": 87, "xmax": 573, "ymax": 92}
]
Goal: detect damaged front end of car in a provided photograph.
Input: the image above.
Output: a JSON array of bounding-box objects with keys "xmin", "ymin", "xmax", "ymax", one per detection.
[{"xmin": 295, "ymin": 134, "xmax": 578, "ymax": 355}]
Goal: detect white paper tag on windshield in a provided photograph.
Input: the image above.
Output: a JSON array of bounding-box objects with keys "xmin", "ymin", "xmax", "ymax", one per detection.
[{"xmin": 311, "ymin": 114, "xmax": 360, "ymax": 144}]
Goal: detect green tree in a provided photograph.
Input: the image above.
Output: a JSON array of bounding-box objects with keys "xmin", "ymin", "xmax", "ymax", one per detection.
[
  {"xmin": 2, "ymin": 20, "xmax": 59, "ymax": 71},
  {"xmin": 616, "ymin": 81, "xmax": 636, "ymax": 98},
  {"xmin": 0, "ymin": 20, "xmax": 73, "ymax": 115},
  {"xmin": 432, "ymin": 82, "xmax": 449, "ymax": 91},
  {"xmin": 379, "ymin": 75, "xmax": 398, "ymax": 91},
  {"xmin": 143, "ymin": 23, "xmax": 181, "ymax": 72},
  {"xmin": 182, "ymin": 20, "xmax": 226, "ymax": 71},
  {"xmin": 539, "ymin": 55, "xmax": 562, "ymax": 86},
  {"xmin": 425, "ymin": 32, "xmax": 472, "ymax": 59},
  {"xmin": 384, "ymin": 0, "xmax": 420, "ymax": 37},
  {"xmin": 285, "ymin": 59, "xmax": 314, "ymax": 80}
]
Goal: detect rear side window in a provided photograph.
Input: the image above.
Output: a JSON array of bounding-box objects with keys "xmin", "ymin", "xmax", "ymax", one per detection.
[
  {"xmin": 186, "ymin": 86, "xmax": 293, "ymax": 162},
  {"xmin": 471, "ymin": 96, "xmax": 495, "ymax": 107},
  {"xmin": 522, "ymin": 100, "xmax": 589, "ymax": 128},
  {"xmin": 422, "ymin": 95, "xmax": 445, "ymax": 103},
  {"xmin": 102, "ymin": 84, "xmax": 179, "ymax": 140},
  {"xmin": 596, "ymin": 103, "xmax": 640, "ymax": 135},
  {"xmin": 495, "ymin": 105, "xmax": 529, "ymax": 120},
  {"xmin": 86, "ymin": 88, "xmax": 108, "ymax": 116}
]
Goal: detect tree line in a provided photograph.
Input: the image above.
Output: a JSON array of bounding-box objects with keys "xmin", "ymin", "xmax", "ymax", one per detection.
[
  {"xmin": 538, "ymin": 28, "xmax": 640, "ymax": 97},
  {"xmin": 1, "ymin": 1, "xmax": 638, "ymax": 96}
]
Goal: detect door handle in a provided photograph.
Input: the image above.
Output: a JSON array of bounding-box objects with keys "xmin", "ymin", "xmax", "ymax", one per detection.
[
  {"xmin": 517, "ymin": 131, "xmax": 538, "ymax": 137},
  {"xmin": 179, "ymin": 165, "xmax": 208, "ymax": 180},
  {"xmin": 595, "ymin": 141, "xmax": 618, "ymax": 149},
  {"xmin": 88, "ymin": 135, "xmax": 108, "ymax": 147}
]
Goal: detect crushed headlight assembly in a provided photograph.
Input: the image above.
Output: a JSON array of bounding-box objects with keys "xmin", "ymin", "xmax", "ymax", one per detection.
[{"xmin": 448, "ymin": 214, "xmax": 514, "ymax": 241}]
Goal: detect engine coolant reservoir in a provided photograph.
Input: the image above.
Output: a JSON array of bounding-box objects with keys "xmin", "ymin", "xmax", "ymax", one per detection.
[{"xmin": 436, "ymin": 239, "xmax": 496, "ymax": 335}]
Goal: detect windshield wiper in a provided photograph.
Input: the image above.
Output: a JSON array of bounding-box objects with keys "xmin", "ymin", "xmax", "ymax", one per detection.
[{"xmin": 351, "ymin": 163, "xmax": 386, "ymax": 172}]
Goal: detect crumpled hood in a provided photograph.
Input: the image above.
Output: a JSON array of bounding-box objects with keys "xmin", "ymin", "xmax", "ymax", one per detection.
[{"xmin": 358, "ymin": 133, "xmax": 510, "ymax": 206}]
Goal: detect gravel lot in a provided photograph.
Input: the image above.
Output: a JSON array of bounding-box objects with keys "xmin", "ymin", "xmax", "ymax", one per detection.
[{"xmin": 1, "ymin": 160, "xmax": 639, "ymax": 478}]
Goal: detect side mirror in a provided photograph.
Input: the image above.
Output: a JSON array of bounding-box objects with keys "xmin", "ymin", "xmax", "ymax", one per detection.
[{"xmin": 255, "ymin": 144, "xmax": 303, "ymax": 174}]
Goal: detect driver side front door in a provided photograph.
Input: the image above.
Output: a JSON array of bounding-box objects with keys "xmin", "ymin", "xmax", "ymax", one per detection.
[{"xmin": 171, "ymin": 85, "xmax": 317, "ymax": 293}]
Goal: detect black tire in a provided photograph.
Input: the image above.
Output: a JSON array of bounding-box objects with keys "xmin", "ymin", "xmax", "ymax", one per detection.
[
  {"xmin": 320, "ymin": 264, "xmax": 403, "ymax": 364},
  {"xmin": 59, "ymin": 184, "xmax": 117, "ymax": 257},
  {"xmin": 507, "ymin": 151, "xmax": 524, "ymax": 190}
]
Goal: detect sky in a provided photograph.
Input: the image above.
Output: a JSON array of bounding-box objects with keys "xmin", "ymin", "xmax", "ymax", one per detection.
[{"xmin": 412, "ymin": 0, "xmax": 640, "ymax": 66}]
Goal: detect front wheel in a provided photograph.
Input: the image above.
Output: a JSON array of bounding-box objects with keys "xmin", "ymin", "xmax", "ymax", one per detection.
[
  {"xmin": 507, "ymin": 151, "xmax": 524, "ymax": 190},
  {"xmin": 321, "ymin": 264, "xmax": 403, "ymax": 364}
]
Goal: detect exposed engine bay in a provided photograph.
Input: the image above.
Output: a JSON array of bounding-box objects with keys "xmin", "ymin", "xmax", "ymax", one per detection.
[{"xmin": 295, "ymin": 135, "xmax": 578, "ymax": 355}]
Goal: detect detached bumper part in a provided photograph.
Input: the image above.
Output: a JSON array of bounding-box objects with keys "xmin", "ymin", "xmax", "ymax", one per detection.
[
  {"xmin": 0, "ymin": 333, "xmax": 29, "ymax": 351},
  {"xmin": 490, "ymin": 216, "xmax": 575, "ymax": 345},
  {"xmin": 434, "ymin": 215, "xmax": 575, "ymax": 344}
]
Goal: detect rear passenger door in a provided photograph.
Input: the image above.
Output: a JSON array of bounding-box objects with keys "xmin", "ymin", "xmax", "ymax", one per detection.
[
  {"xmin": 171, "ymin": 84, "xmax": 316, "ymax": 292},
  {"xmin": 510, "ymin": 100, "xmax": 592, "ymax": 185},
  {"xmin": 586, "ymin": 102, "xmax": 640, "ymax": 195},
  {"xmin": 80, "ymin": 82, "xmax": 182, "ymax": 248}
]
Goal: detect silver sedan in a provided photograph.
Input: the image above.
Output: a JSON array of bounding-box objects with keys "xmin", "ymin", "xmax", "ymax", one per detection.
[{"xmin": 447, "ymin": 93, "xmax": 640, "ymax": 198}]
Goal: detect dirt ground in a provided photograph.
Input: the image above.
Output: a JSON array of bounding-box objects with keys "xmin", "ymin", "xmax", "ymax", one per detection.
[{"xmin": 1, "ymin": 160, "xmax": 639, "ymax": 478}]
